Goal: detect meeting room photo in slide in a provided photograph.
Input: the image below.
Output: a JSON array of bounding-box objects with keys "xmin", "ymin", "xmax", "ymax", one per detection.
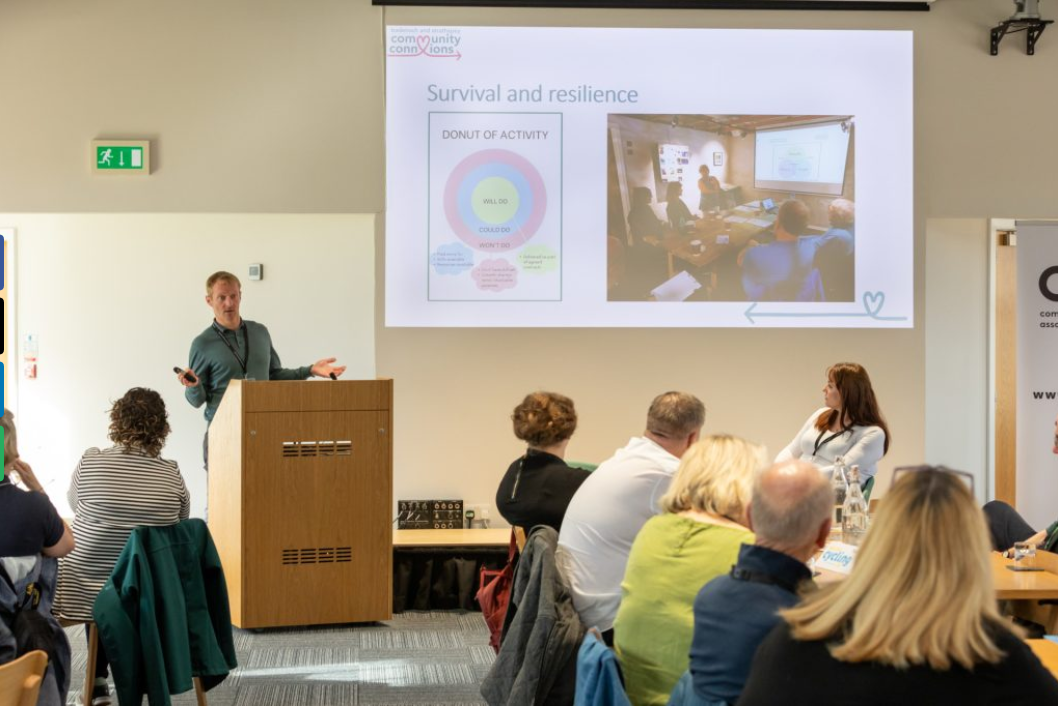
[{"xmin": 608, "ymin": 114, "xmax": 855, "ymax": 303}]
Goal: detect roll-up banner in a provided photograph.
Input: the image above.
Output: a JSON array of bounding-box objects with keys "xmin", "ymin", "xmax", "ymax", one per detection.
[{"xmin": 1015, "ymin": 221, "xmax": 1058, "ymax": 528}]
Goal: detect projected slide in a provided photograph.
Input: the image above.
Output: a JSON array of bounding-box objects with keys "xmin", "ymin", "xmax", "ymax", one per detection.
[
  {"xmin": 755, "ymin": 122, "xmax": 851, "ymax": 196},
  {"xmin": 386, "ymin": 26, "xmax": 913, "ymax": 328},
  {"xmin": 428, "ymin": 112, "xmax": 562, "ymax": 301}
]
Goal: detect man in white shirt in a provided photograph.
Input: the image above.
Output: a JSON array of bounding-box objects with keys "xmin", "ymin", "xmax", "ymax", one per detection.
[{"xmin": 557, "ymin": 391, "xmax": 706, "ymax": 642}]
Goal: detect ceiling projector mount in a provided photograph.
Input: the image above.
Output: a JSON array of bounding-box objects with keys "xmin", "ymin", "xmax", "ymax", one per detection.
[{"xmin": 992, "ymin": 0, "xmax": 1053, "ymax": 55}]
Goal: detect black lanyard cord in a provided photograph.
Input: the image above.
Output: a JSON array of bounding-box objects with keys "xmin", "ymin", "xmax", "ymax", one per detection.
[
  {"xmin": 813, "ymin": 428, "xmax": 846, "ymax": 457},
  {"xmin": 212, "ymin": 321, "xmax": 250, "ymax": 375}
]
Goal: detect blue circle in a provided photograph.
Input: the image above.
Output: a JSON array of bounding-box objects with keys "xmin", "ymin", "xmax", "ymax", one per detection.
[{"xmin": 455, "ymin": 163, "xmax": 535, "ymax": 239}]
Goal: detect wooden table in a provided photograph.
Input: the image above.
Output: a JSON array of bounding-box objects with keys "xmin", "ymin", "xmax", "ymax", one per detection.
[
  {"xmin": 1029, "ymin": 639, "xmax": 1058, "ymax": 678},
  {"xmin": 657, "ymin": 208, "xmax": 777, "ymax": 280},
  {"xmin": 393, "ymin": 528, "xmax": 511, "ymax": 548},
  {"xmin": 991, "ymin": 552, "xmax": 1058, "ymax": 600}
]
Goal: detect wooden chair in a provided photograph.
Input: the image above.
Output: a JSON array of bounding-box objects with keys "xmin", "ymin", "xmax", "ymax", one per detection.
[
  {"xmin": 65, "ymin": 620, "xmax": 208, "ymax": 706},
  {"xmin": 0, "ymin": 650, "xmax": 48, "ymax": 706}
]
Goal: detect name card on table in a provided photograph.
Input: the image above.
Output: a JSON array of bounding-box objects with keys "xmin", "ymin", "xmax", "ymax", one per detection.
[{"xmin": 816, "ymin": 542, "xmax": 859, "ymax": 575}]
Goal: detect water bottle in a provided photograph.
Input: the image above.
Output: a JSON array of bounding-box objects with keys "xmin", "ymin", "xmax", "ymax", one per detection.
[
  {"xmin": 832, "ymin": 456, "xmax": 848, "ymax": 526},
  {"xmin": 841, "ymin": 465, "xmax": 869, "ymax": 546}
]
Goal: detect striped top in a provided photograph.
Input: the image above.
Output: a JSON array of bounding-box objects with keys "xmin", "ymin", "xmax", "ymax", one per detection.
[{"xmin": 55, "ymin": 446, "xmax": 190, "ymax": 620}]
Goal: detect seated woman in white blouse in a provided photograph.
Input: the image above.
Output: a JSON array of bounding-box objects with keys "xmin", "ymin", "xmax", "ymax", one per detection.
[{"xmin": 776, "ymin": 362, "xmax": 890, "ymax": 482}]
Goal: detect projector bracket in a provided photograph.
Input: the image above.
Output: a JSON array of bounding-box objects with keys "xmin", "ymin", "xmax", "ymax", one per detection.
[{"xmin": 991, "ymin": 17, "xmax": 1054, "ymax": 55}]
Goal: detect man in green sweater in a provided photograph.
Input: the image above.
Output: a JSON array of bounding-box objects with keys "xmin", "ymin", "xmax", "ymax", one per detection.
[{"xmin": 176, "ymin": 271, "xmax": 345, "ymax": 467}]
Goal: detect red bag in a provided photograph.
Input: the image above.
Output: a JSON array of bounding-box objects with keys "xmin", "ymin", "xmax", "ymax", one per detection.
[{"xmin": 476, "ymin": 530, "xmax": 518, "ymax": 653}]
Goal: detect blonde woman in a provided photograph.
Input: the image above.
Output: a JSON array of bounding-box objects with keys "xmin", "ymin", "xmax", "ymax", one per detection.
[
  {"xmin": 738, "ymin": 467, "xmax": 1058, "ymax": 705},
  {"xmin": 614, "ymin": 434, "xmax": 764, "ymax": 706}
]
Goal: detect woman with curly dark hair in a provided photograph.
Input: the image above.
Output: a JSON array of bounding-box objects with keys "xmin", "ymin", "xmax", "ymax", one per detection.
[
  {"xmin": 495, "ymin": 391, "xmax": 590, "ymax": 532},
  {"xmin": 55, "ymin": 388, "xmax": 189, "ymax": 705}
]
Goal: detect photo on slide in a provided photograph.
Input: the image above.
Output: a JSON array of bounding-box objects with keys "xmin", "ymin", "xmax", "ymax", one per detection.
[{"xmin": 608, "ymin": 114, "xmax": 856, "ymax": 304}]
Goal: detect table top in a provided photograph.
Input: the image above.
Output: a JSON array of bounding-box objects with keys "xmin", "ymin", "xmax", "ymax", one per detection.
[
  {"xmin": 1028, "ymin": 639, "xmax": 1058, "ymax": 677},
  {"xmin": 393, "ymin": 528, "xmax": 511, "ymax": 548},
  {"xmin": 991, "ymin": 552, "xmax": 1058, "ymax": 600}
]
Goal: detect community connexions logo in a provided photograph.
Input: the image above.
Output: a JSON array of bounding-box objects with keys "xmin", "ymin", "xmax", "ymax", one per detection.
[{"xmin": 388, "ymin": 28, "xmax": 463, "ymax": 60}]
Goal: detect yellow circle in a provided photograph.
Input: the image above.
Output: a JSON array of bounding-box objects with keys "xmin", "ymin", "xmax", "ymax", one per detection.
[{"xmin": 472, "ymin": 177, "xmax": 520, "ymax": 224}]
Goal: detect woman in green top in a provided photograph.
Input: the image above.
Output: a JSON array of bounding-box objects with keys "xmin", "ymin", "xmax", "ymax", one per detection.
[{"xmin": 614, "ymin": 434, "xmax": 764, "ymax": 706}]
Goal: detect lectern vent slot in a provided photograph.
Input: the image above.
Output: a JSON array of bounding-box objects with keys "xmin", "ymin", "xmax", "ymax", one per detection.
[
  {"xmin": 281, "ymin": 547, "xmax": 353, "ymax": 565},
  {"xmin": 281, "ymin": 440, "xmax": 353, "ymax": 458}
]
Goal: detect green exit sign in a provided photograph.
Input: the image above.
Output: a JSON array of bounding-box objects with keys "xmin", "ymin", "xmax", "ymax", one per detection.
[{"xmin": 91, "ymin": 140, "xmax": 150, "ymax": 175}]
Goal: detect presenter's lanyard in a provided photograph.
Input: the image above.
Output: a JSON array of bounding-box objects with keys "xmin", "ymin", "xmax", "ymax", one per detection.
[
  {"xmin": 212, "ymin": 321, "xmax": 250, "ymax": 376},
  {"xmin": 812, "ymin": 429, "xmax": 845, "ymax": 458}
]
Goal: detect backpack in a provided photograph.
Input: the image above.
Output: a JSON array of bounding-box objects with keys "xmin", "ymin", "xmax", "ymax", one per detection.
[
  {"xmin": 476, "ymin": 530, "xmax": 518, "ymax": 653},
  {"xmin": 0, "ymin": 564, "xmax": 60, "ymax": 668}
]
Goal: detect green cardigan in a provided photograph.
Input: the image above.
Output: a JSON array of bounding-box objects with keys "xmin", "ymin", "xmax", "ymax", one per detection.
[
  {"xmin": 93, "ymin": 519, "xmax": 237, "ymax": 706},
  {"xmin": 614, "ymin": 514, "xmax": 752, "ymax": 706}
]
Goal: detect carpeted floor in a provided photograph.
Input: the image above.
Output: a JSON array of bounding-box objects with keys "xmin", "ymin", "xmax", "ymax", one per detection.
[{"xmin": 64, "ymin": 611, "xmax": 494, "ymax": 705}]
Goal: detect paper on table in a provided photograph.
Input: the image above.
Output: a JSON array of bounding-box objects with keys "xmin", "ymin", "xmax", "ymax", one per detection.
[
  {"xmin": 748, "ymin": 218, "xmax": 772, "ymax": 228},
  {"xmin": 651, "ymin": 271, "xmax": 702, "ymax": 302}
]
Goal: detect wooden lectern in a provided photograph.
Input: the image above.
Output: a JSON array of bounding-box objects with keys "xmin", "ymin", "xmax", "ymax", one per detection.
[{"xmin": 208, "ymin": 379, "xmax": 393, "ymax": 628}]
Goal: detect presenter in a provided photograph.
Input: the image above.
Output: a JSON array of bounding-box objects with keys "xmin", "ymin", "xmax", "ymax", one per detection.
[
  {"xmin": 775, "ymin": 362, "xmax": 889, "ymax": 482},
  {"xmin": 177, "ymin": 271, "xmax": 346, "ymax": 468}
]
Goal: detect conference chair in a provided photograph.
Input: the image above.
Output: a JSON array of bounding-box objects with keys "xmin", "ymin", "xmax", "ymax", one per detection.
[
  {"xmin": 92, "ymin": 520, "xmax": 235, "ymax": 706},
  {"xmin": 71, "ymin": 621, "xmax": 208, "ymax": 706},
  {"xmin": 862, "ymin": 476, "xmax": 875, "ymax": 501},
  {"xmin": 0, "ymin": 650, "xmax": 48, "ymax": 706}
]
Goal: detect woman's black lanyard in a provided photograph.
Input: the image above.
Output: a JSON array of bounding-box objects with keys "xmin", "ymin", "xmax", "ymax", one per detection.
[
  {"xmin": 212, "ymin": 321, "xmax": 250, "ymax": 376},
  {"xmin": 813, "ymin": 428, "xmax": 845, "ymax": 458}
]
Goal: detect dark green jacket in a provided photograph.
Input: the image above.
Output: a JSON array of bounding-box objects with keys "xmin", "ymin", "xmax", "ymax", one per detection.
[
  {"xmin": 185, "ymin": 319, "xmax": 312, "ymax": 423},
  {"xmin": 93, "ymin": 519, "xmax": 237, "ymax": 706}
]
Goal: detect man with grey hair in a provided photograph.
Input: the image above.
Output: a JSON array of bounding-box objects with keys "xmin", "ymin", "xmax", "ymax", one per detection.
[
  {"xmin": 677, "ymin": 460, "xmax": 831, "ymax": 706},
  {"xmin": 815, "ymin": 198, "xmax": 855, "ymax": 301},
  {"xmin": 557, "ymin": 391, "xmax": 705, "ymax": 644}
]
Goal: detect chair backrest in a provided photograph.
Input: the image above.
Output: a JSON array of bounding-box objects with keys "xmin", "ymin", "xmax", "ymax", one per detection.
[{"xmin": 0, "ymin": 650, "xmax": 47, "ymax": 706}]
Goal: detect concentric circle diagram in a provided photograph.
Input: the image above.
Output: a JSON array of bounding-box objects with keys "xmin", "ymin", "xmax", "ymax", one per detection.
[{"xmin": 443, "ymin": 149, "xmax": 547, "ymax": 251}]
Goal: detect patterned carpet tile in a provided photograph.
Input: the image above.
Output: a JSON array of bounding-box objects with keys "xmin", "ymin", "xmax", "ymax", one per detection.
[
  {"xmin": 232, "ymin": 683, "xmax": 358, "ymax": 706},
  {"xmin": 63, "ymin": 611, "xmax": 491, "ymax": 705}
]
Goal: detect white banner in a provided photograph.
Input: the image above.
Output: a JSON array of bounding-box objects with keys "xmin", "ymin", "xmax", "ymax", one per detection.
[{"xmin": 1015, "ymin": 221, "xmax": 1058, "ymax": 528}]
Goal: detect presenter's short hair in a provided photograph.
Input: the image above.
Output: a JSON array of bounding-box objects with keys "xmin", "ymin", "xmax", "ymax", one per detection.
[
  {"xmin": 646, "ymin": 391, "xmax": 705, "ymax": 439},
  {"xmin": 1, "ymin": 409, "xmax": 19, "ymax": 469},
  {"xmin": 206, "ymin": 271, "xmax": 242, "ymax": 295},
  {"xmin": 512, "ymin": 392, "xmax": 577, "ymax": 448}
]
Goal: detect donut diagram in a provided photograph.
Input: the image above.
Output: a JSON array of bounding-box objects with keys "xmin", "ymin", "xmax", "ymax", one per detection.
[{"xmin": 443, "ymin": 148, "xmax": 547, "ymax": 251}]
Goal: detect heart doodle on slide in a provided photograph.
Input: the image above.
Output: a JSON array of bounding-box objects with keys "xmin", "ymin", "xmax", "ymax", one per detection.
[
  {"xmin": 863, "ymin": 291, "xmax": 885, "ymax": 317},
  {"xmin": 416, "ymin": 35, "xmax": 430, "ymax": 53}
]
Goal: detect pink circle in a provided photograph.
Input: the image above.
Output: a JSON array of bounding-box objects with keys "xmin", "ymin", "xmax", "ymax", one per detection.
[{"xmin": 443, "ymin": 149, "xmax": 547, "ymax": 252}]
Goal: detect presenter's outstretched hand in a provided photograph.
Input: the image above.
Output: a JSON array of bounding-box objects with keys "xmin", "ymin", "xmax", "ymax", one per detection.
[
  {"xmin": 176, "ymin": 367, "xmax": 200, "ymax": 388},
  {"xmin": 311, "ymin": 358, "xmax": 346, "ymax": 380}
]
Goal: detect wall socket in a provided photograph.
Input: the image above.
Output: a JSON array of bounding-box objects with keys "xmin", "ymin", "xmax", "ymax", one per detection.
[{"xmin": 468, "ymin": 503, "xmax": 492, "ymax": 527}]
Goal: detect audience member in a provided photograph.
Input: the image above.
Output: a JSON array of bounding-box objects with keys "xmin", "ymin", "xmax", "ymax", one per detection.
[
  {"xmin": 0, "ymin": 409, "xmax": 74, "ymax": 560},
  {"xmin": 814, "ymin": 198, "xmax": 855, "ymax": 301},
  {"xmin": 665, "ymin": 182, "xmax": 700, "ymax": 233},
  {"xmin": 776, "ymin": 362, "xmax": 889, "ymax": 482},
  {"xmin": 738, "ymin": 466, "xmax": 1058, "ymax": 705},
  {"xmin": 697, "ymin": 166, "xmax": 723, "ymax": 213},
  {"xmin": 496, "ymin": 392, "xmax": 591, "ymax": 532},
  {"xmin": 55, "ymin": 388, "xmax": 190, "ymax": 706},
  {"xmin": 614, "ymin": 435, "xmax": 762, "ymax": 706},
  {"xmin": 0, "ymin": 408, "xmax": 74, "ymax": 706},
  {"xmin": 557, "ymin": 391, "xmax": 706, "ymax": 642},
  {"xmin": 740, "ymin": 200, "xmax": 822, "ymax": 302},
  {"xmin": 982, "ymin": 500, "xmax": 1058, "ymax": 554},
  {"xmin": 627, "ymin": 187, "xmax": 667, "ymax": 244},
  {"xmin": 680, "ymin": 460, "xmax": 830, "ymax": 706}
]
